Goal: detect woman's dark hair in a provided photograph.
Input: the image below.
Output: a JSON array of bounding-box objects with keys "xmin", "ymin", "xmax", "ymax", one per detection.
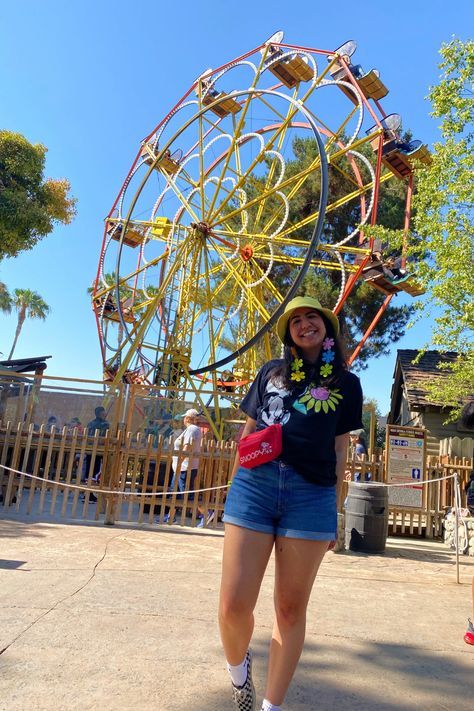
[{"xmin": 270, "ymin": 313, "xmax": 348, "ymax": 392}]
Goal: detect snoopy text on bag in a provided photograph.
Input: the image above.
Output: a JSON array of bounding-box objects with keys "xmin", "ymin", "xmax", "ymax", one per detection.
[{"xmin": 238, "ymin": 424, "xmax": 282, "ymax": 468}]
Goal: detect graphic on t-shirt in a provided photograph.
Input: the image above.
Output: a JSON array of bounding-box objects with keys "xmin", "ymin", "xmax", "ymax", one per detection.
[
  {"xmin": 293, "ymin": 383, "xmax": 343, "ymax": 415},
  {"xmin": 261, "ymin": 378, "xmax": 291, "ymax": 426}
]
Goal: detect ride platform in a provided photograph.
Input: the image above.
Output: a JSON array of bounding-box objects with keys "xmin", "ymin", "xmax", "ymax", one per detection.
[
  {"xmin": 107, "ymin": 222, "xmax": 147, "ymax": 248},
  {"xmin": 364, "ymin": 272, "xmax": 425, "ymax": 297},
  {"xmin": 356, "ymin": 69, "xmax": 388, "ymax": 101},
  {"xmin": 370, "ymin": 139, "xmax": 432, "ymax": 180},
  {"xmin": 95, "ymin": 295, "xmax": 135, "ymax": 323},
  {"xmin": 203, "ymin": 91, "xmax": 241, "ymax": 118},
  {"xmin": 268, "ymin": 55, "xmax": 314, "ymax": 88},
  {"xmin": 140, "ymin": 145, "xmax": 181, "ymax": 174}
]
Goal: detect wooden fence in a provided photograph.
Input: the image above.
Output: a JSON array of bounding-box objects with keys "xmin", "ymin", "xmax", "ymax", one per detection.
[{"xmin": 1, "ymin": 422, "xmax": 472, "ymax": 535}]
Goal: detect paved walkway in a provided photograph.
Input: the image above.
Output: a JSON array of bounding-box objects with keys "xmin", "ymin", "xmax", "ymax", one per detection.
[{"xmin": 0, "ymin": 514, "xmax": 473, "ymax": 711}]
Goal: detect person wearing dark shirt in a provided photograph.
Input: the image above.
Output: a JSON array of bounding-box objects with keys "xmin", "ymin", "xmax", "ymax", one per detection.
[
  {"xmin": 218, "ymin": 296, "xmax": 363, "ymax": 711},
  {"xmin": 87, "ymin": 406, "xmax": 110, "ymax": 436},
  {"xmin": 82, "ymin": 407, "xmax": 110, "ymax": 499}
]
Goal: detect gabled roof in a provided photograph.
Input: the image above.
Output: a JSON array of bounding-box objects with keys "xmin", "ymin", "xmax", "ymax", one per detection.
[{"xmin": 394, "ymin": 349, "xmax": 458, "ymax": 409}]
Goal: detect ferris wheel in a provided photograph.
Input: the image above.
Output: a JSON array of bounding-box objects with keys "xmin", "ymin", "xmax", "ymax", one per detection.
[{"xmin": 93, "ymin": 33, "xmax": 429, "ymax": 435}]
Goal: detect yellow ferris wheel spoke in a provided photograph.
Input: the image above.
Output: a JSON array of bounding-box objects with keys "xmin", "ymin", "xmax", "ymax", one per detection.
[
  {"xmin": 105, "ymin": 237, "xmax": 194, "ymax": 373},
  {"xmin": 205, "ymin": 49, "xmax": 270, "ymax": 219},
  {"xmin": 207, "ymin": 236, "xmax": 272, "ymax": 323},
  {"xmin": 246, "ymin": 259, "xmax": 286, "ymax": 303},
  {"xmin": 208, "ymin": 155, "xmax": 322, "ymax": 228},
  {"xmin": 253, "ymin": 90, "xmax": 300, "ymax": 231},
  {"xmin": 95, "ymin": 250, "xmax": 171, "ymax": 301},
  {"xmin": 198, "ymin": 110, "xmax": 206, "ymax": 215},
  {"xmin": 207, "ymin": 79, "xmax": 325, "ymax": 226},
  {"xmin": 201, "ymin": 247, "xmax": 220, "ymax": 368}
]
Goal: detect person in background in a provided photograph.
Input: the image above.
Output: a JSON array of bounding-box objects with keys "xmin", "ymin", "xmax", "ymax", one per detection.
[
  {"xmin": 87, "ymin": 406, "xmax": 109, "ymax": 437},
  {"xmin": 82, "ymin": 406, "xmax": 110, "ymax": 499},
  {"xmin": 46, "ymin": 415, "xmax": 58, "ymax": 430},
  {"xmin": 160, "ymin": 408, "xmax": 210, "ymax": 525},
  {"xmin": 350, "ymin": 430, "xmax": 368, "ymax": 459},
  {"xmin": 67, "ymin": 416, "xmax": 84, "ymax": 435}
]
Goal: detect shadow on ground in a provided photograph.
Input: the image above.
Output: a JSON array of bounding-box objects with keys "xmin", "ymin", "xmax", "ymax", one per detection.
[{"xmin": 201, "ymin": 637, "xmax": 472, "ymax": 710}]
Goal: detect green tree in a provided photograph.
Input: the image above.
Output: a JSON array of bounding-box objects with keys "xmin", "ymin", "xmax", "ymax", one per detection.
[
  {"xmin": 0, "ymin": 130, "xmax": 77, "ymax": 261},
  {"xmin": 362, "ymin": 398, "xmax": 386, "ymax": 450},
  {"xmin": 8, "ymin": 289, "xmax": 51, "ymax": 359},
  {"xmin": 400, "ymin": 39, "xmax": 473, "ymax": 414}
]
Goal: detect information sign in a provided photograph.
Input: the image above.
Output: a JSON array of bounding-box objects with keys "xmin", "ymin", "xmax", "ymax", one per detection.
[{"xmin": 385, "ymin": 425, "xmax": 426, "ymax": 508}]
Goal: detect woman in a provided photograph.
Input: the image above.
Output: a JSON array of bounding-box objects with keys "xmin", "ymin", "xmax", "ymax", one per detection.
[
  {"xmin": 219, "ymin": 296, "xmax": 363, "ymax": 711},
  {"xmin": 350, "ymin": 430, "xmax": 368, "ymax": 459}
]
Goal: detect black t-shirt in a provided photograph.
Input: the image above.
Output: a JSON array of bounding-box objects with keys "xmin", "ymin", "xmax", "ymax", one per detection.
[{"xmin": 240, "ymin": 359, "xmax": 363, "ymax": 486}]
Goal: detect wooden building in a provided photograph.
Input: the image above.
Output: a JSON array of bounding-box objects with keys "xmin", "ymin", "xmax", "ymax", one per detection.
[{"xmin": 388, "ymin": 349, "xmax": 473, "ymax": 457}]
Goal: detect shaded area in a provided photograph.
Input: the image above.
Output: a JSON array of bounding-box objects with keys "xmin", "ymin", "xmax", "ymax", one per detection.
[{"xmin": 0, "ymin": 559, "xmax": 27, "ymax": 569}]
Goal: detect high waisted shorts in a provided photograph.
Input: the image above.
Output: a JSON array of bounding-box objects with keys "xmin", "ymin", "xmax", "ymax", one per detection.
[{"xmin": 224, "ymin": 460, "xmax": 336, "ymax": 540}]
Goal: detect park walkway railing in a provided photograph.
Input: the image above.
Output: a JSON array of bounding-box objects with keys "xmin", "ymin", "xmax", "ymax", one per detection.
[{"xmin": 1, "ymin": 421, "xmax": 472, "ymax": 535}]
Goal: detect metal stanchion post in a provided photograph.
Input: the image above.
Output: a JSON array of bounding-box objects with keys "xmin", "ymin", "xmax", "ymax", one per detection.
[{"xmin": 454, "ymin": 473, "xmax": 460, "ymax": 584}]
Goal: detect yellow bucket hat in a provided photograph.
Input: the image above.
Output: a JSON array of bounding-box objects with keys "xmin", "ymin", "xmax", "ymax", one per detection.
[{"xmin": 276, "ymin": 296, "xmax": 339, "ymax": 342}]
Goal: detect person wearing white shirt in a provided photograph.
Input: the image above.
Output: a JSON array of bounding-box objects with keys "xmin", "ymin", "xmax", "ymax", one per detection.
[{"xmin": 160, "ymin": 408, "xmax": 204, "ymax": 524}]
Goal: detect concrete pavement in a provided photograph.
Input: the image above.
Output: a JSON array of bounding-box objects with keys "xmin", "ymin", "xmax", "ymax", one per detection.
[{"xmin": 0, "ymin": 514, "xmax": 473, "ymax": 711}]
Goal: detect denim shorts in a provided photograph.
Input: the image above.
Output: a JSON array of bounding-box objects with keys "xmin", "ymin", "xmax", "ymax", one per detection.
[{"xmin": 224, "ymin": 460, "xmax": 336, "ymax": 540}]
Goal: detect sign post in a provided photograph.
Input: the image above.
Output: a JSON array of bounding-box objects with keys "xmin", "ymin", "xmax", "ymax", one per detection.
[{"xmin": 385, "ymin": 425, "xmax": 426, "ymax": 508}]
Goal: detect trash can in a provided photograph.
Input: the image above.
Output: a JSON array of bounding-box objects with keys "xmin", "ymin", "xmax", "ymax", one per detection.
[{"xmin": 344, "ymin": 482, "xmax": 389, "ymax": 553}]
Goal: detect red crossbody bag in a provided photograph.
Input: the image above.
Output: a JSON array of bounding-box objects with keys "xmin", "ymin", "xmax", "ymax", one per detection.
[{"xmin": 238, "ymin": 423, "xmax": 282, "ymax": 468}]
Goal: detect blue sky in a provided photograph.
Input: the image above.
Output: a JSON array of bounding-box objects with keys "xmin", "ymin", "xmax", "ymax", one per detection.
[{"xmin": 1, "ymin": 1, "xmax": 472, "ymax": 415}]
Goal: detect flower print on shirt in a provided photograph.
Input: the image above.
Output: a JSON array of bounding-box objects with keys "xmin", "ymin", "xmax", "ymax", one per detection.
[{"xmin": 293, "ymin": 382, "xmax": 343, "ymax": 415}]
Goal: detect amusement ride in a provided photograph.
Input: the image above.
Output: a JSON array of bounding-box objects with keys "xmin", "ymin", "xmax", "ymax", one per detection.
[{"xmin": 92, "ymin": 33, "xmax": 430, "ymax": 438}]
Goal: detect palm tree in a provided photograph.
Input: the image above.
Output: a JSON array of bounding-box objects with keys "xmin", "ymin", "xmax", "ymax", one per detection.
[
  {"xmin": 8, "ymin": 289, "xmax": 50, "ymax": 359},
  {"xmin": 0, "ymin": 281, "xmax": 12, "ymax": 314}
]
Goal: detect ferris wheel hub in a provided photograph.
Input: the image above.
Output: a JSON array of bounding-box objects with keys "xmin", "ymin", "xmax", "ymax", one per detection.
[
  {"xmin": 240, "ymin": 245, "xmax": 254, "ymax": 262},
  {"xmin": 190, "ymin": 221, "xmax": 211, "ymax": 237}
]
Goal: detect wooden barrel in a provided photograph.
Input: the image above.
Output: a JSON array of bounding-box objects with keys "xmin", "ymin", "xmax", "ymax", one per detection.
[{"xmin": 344, "ymin": 482, "xmax": 389, "ymax": 553}]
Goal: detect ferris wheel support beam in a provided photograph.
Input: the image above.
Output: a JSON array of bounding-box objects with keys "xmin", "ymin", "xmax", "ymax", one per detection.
[{"xmin": 348, "ymin": 293, "xmax": 394, "ymax": 365}]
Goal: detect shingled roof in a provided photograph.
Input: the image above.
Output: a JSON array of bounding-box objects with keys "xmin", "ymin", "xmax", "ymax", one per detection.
[{"xmin": 395, "ymin": 349, "xmax": 459, "ymax": 409}]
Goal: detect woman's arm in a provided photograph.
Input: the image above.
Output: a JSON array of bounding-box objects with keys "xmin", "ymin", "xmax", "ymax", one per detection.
[
  {"xmin": 334, "ymin": 432, "xmax": 350, "ymax": 511},
  {"xmin": 229, "ymin": 416, "xmax": 257, "ymax": 480}
]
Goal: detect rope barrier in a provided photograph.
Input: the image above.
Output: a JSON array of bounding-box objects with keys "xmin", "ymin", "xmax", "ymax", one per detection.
[
  {"xmin": 0, "ymin": 463, "xmax": 229, "ymax": 498},
  {"xmin": 351, "ymin": 473, "xmax": 457, "ymax": 487},
  {"xmin": 0, "ymin": 462, "xmax": 459, "ymax": 501}
]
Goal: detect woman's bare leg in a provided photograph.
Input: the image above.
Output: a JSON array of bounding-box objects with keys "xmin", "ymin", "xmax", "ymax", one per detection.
[
  {"xmin": 264, "ymin": 537, "xmax": 330, "ymax": 705},
  {"xmin": 219, "ymin": 523, "xmax": 274, "ymax": 665}
]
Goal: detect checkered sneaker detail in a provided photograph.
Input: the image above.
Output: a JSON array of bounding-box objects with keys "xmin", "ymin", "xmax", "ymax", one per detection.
[{"xmin": 231, "ymin": 649, "xmax": 255, "ymax": 711}]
